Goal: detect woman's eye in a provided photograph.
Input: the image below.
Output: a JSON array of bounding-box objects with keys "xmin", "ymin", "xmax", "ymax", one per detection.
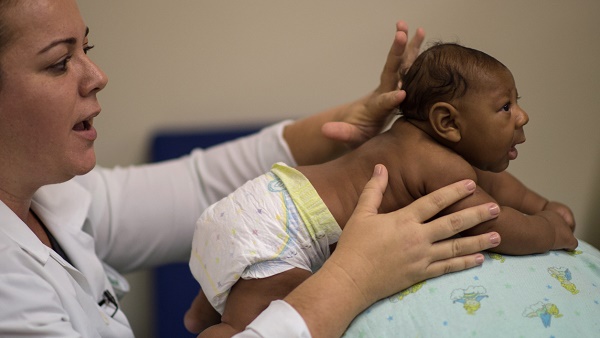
[
  {"xmin": 83, "ymin": 44, "xmax": 95, "ymax": 55},
  {"xmin": 48, "ymin": 57, "xmax": 71, "ymax": 73}
]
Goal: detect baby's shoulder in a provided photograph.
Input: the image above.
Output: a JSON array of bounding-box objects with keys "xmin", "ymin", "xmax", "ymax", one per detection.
[{"xmin": 405, "ymin": 142, "xmax": 476, "ymax": 194}]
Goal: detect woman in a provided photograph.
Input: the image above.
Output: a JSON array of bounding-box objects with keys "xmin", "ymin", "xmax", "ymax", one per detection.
[{"xmin": 0, "ymin": 0, "xmax": 500, "ymax": 337}]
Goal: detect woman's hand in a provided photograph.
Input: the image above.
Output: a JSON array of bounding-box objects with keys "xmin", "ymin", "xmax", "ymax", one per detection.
[
  {"xmin": 326, "ymin": 164, "xmax": 500, "ymax": 307},
  {"xmin": 284, "ymin": 21, "xmax": 425, "ymax": 165},
  {"xmin": 321, "ymin": 21, "xmax": 425, "ymax": 148},
  {"xmin": 285, "ymin": 164, "xmax": 500, "ymax": 338}
]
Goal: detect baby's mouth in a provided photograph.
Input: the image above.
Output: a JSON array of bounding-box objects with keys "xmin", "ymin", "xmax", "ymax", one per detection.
[{"xmin": 508, "ymin": 145, "xmax": 518, "ymax": 160}]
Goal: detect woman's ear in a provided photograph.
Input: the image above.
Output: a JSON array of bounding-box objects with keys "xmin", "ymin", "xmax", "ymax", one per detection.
[{"xmin": 428, "ymin": 102, "xmax": 461, "ymax": 143}]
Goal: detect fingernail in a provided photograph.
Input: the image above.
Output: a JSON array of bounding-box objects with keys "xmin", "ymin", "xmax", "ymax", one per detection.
[
  {"xmin": 488, "ymin": 204, "xmax": 500, "ymax": 216},
  {"xmin": 475, "ymin": 254, "xmax": 485, "ymax": 265},
  {"xmin": 396, "ymin": 90, "xmax": 406, "ymax": 102},
  {"xmin": 490, "ymin": 232, "xmax": 501, "ymax": 245},
  {"xmin": 464, "ymin": 180, "xmax": 476, "ymax": 192},
  {"xmin": 373, "ymin": 164, "xmax": 383, "ymax": 176}
]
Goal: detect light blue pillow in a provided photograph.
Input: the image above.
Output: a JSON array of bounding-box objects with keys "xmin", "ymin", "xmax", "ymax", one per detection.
[{"xmin": 344, "ymin": 240, "xmax": 600, "ymax": 337}]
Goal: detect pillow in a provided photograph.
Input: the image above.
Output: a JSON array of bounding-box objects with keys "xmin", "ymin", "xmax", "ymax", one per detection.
[{"xmin": 344, "ymin": 240, "xmax": 600, "ymax": 337}]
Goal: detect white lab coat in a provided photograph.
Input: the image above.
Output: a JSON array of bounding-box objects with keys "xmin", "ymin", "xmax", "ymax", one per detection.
[{"xmin": 0, "ymin": 122, "xmax": 309, "ymax": 337}]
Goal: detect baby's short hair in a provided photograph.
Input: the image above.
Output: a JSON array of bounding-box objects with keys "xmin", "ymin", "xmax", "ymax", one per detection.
[{"xmin": 399, "ymin": 42, "xmax": 507, "ymax": 120}]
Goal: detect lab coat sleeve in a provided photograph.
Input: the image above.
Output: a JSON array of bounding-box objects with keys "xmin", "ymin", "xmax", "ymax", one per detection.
[
  {"xmin": 74, "ymin": 121, "xmax": 296, "ymax": 272},
  {"xmin": 234, "ymin": 301, "xmax": 311, "ymax": 338}
]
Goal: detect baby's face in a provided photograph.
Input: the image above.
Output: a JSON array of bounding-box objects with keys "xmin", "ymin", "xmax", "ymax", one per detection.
[{"xmin": 453, "ymin": 69, "xmax": 529, "ymax": 172}]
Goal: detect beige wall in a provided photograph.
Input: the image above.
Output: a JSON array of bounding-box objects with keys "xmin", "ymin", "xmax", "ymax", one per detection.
[{"xmin": 78, "ymin": 1, "xmax": 600, "ymax": 337}]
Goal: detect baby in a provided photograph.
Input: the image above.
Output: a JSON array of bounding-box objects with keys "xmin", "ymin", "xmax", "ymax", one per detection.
[{"xmin": 187, "ymin": 43, "xmax": 577, "ymax": 337}]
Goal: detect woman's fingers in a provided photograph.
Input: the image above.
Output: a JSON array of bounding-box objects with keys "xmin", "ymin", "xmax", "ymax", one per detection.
[
  {"xmin": 426, "ymin": 253, "xmax": 487, "ymax": 277},
  {"xmin": 426, "ymin": 231, "xmax": 500, "ymax": 278},
  {"xmin": 430, "ymin": 230, "xmax": 501, "ymax": 264},
  {"xmin": 380, "ymin": 21, "xmax": 425, "ymax": 91},
  {"xmin": 379, "ymin": 88, "xmax": 407, "ymax": 110},
  {"xmin": 352, "ymin": 164, "xmax": 388, "ymax": 216},
  {"xmin": 424, "ymin": 204, "xmax": 502, "ymax": 278},
  {"xmin": 402, "ymin": 27, "xmax": 425, "ymax": 72},
  {"xmin": 394, "ymin": 179, "xmax": 478, "ymax": 223},
  {"xmin": 327, "ymin": 171, "xmax": 503, "ymax": 312},
  {"xmin": 379, "ymin": 28, "xmax": 408, "ymax": 91},
  {"xmin": 428, "ymin": 202, "xmax": 500, "ymax": 243}
]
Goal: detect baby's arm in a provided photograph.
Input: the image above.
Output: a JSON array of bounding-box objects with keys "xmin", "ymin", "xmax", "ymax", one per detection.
[
  {"xmin": 473, "ymin": 169, "xmax": 546, "ymax": 213},
  {"xmin": 475, "ymin": 169, "xmax": 575, "ymax": 229},
  {"xmin": 452, "ymin": 169, "xmax": 577, "ymax": 254},
  {"xmin": 184, "ymin": 289, "xmax": 221, "ymax": 334},
  {"xmin": 199, "ymin": 268, "xmax": 312, "ymax": 337},
  {"xmin": 463, "ymin": 198, "xmax": 577, "ymax": 254}
]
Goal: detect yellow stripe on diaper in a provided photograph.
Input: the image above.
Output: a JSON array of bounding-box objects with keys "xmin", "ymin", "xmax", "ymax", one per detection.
[
  {"xmin": 271, "ymin": 163, "xmax": 341, "ymax": 243},
  {"xmin": 191, "ymin": 250, "xmax": 220, "ymax": 295}
]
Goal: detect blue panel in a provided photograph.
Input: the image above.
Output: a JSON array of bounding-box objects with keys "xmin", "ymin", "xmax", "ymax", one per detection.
[{"xmin": 150, "ymin": 126, "xmax": 262, "ymax": 338}]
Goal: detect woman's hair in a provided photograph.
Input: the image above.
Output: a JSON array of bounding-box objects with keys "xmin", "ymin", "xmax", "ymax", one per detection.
[
  {"xmin": 399, "ymin": 42, "xmax": 507, "ymax": 120},
  {"xmin": 0, "ymin": 0, "xmax": 20, "ymax": 87}
]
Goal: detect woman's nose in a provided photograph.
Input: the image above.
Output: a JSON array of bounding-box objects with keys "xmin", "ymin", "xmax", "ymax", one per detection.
[{"xmin": 80, "ymin": 57, "xmax": 108, "ymax": 96}]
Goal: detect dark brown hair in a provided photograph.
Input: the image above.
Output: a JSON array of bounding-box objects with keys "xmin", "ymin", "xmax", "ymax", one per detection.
[
  {"xmin": 399, "ymin": 42, "xmax": 507, "ymax": 120},
  {"xmin": 0, "ymin": 0, "xmax": 20, "ymax": 84}
]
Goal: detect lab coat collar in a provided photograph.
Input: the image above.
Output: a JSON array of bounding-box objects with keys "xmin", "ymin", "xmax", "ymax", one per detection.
[
  {"xmin": 0, "ymin": 200, "xmax": 52, "ymax": 264},
  {"xmin": 1, "ymin": 179, "xmax": 107, "ymax": 298},
  {"xmin": 32, "ymin": 179, "xmax": 91, "ymax": 232},
  {"xmin": 33, "ymin": 180, "xmax": 109, "ymax": 297},
  {"xmin": 0, "ymin": 179, "xmax": 91, "ymax": 258}
]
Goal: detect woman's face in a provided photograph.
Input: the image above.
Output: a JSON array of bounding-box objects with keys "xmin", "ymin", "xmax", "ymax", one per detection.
[{"xmin": 0, "ymin": 0, "xmax": 107, "ymax": 190}]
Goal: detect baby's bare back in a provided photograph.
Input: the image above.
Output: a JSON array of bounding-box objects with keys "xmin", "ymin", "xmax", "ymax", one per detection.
[{"xmin": 301, "ymin": 119, "xmax": 475, "ymax": 227}]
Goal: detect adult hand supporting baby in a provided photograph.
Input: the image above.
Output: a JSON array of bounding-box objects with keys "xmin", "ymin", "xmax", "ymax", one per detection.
[
  {"xmin": 285, "ymin": 21, "xmax": 425, "ymax": 166},
  {"xmin": 284, "ymin": 164, "xmax": 501, "ymax": 338},
  {"xmin": 321, "ymin": 21, "xmax": 425, "ymax": 148}
]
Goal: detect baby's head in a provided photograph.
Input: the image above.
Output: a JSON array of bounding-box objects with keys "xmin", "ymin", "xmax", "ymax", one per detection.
[{"xmin": 399, "ymin": 43, "xmax": 529, "ymax": 172}]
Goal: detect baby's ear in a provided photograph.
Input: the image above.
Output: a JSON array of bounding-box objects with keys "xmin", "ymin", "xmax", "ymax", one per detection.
[{"xmin": 429, "ymin": 102, "xmax": 461, "ymax": 143}]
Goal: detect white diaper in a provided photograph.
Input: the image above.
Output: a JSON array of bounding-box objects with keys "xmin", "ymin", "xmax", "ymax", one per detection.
[{"xmin": 189, "ymin": 163, "xmax": 340, "ymax": 314}]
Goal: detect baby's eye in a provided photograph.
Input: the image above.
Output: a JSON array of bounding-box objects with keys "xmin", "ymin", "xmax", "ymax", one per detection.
[{"xmin": 501, "ymin": 103, "xmax": 511, "ymax": 112}]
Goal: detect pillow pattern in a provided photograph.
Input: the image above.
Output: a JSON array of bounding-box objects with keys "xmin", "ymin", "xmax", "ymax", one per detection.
[{"xmin": 344, "ymin": 240, "xmax": 600, "ymax": 337}]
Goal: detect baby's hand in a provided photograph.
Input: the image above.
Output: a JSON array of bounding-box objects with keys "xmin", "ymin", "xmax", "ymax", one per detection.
[
  {"xmin": 544, "ymin": 201, "xmax": 576, "ymax": 231},
  {"xmin": 547, "ymin": 210, "xmax": 578, "ymax": 251}
]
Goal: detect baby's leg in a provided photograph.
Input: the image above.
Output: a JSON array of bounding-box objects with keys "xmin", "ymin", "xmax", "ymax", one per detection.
[
  {"xmin": 184, "ymin": 289, "xmax": 221, "ymax": 334},
  {"xmin": 199, "ymin": 267, "xmax": 312, "ymax": 337}
]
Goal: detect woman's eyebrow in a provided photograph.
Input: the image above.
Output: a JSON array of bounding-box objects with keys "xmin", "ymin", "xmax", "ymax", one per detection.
[{"xmin": 37, "ymin": 27, "xmax": 90, "ymax": 55}]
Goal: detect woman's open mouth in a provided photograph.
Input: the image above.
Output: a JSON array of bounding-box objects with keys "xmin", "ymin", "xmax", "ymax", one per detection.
[
  {"xmin": 73, "ymin": 120, "xmax": 91, "ymax": 131},
  {"xmin": 73, "ymin": 118, "xmax": 97, "ymax": 141}
]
